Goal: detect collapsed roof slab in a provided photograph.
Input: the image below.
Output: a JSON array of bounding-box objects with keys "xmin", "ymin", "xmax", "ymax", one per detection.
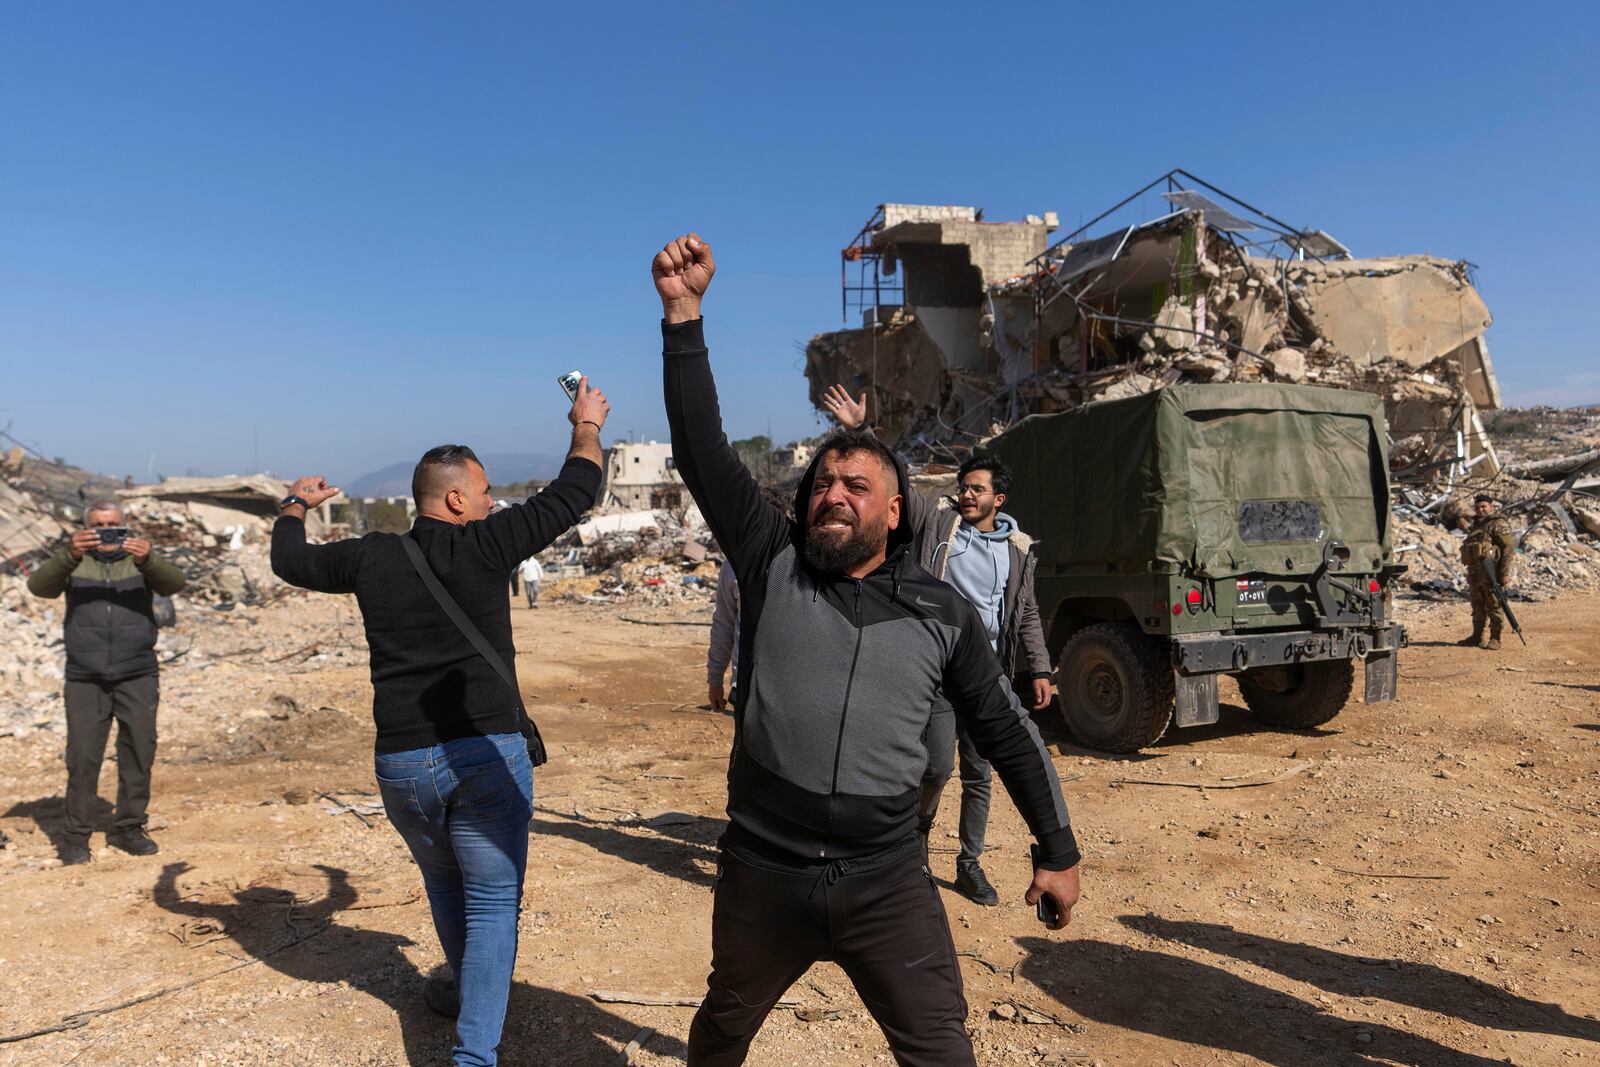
[{"xmin": 1280, "ymin": 256, "xmax": 1494, "ymax": 372}]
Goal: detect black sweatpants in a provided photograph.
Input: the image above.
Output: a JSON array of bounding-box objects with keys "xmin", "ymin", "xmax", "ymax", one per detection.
[
  {"xmin": 63, "ymin": 674, "xmax": 159, "ymax": 841},
  {"xmin": 688, "ymin": 840, "xmax": 974, "ymax": 1066}
]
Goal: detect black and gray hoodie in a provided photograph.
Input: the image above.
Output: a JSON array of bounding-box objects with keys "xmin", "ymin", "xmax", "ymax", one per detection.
[{"xmin": 663, "ymin": 318, "xmax": 1079, "ymax": 870}]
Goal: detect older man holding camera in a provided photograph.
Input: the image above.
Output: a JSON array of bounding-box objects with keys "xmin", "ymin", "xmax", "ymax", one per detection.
[{"xmin": 27, "ymin": 501, "xmax": 186, "ymax": 865}]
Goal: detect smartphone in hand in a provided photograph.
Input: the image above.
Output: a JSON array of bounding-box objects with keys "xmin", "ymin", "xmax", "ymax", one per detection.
[
  {"xmin": 98, "ymin": 527, "xmax": 130, "ymax": 545},
  {"xmin": 558, "ymin": 371, "xmax": 583, "ymax": 403},
  {"xmin": 1030, "ymin": 844, "xmax": 1061, "ymax": 925}
]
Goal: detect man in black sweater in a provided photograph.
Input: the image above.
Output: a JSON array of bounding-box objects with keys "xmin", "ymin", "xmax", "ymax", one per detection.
[
  {"xmin": 654, "ymin": 234, "xmax": 1081, "ymax": 1067},
  {"xmin": 270, "ymin": 380, "xmax": 608, "ymax": 1067}
]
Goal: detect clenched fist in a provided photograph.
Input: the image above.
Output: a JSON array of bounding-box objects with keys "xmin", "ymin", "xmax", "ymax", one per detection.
[{"xmin": 652, "ymin": 233, "xmax": 715, "ymax": 324}]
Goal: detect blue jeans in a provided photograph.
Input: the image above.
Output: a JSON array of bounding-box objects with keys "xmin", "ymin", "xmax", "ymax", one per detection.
[{"xmin": 375, "ymin": 733, "xmax": 534, "ymax": 1067}]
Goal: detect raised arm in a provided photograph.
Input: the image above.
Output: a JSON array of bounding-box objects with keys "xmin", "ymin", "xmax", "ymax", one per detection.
[
  {"xmin": 477, "ymin": 388, "xmax": 608, "ymax": 569},
  {"xmin": 655, "ymin": 233, "xmax": 790, "ymax": 581},
  {"xmin": 943, "ymin": 605, "xmax": 1081, "ymax": 928},
  {"xmin": 271, "ymin": 476, "xmax": 361, "ymax": 594}
]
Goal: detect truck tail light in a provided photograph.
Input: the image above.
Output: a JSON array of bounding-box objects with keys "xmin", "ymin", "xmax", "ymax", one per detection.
[
  {"xmin": 1185, "ymin": 588, "xmax": 1202, "ymax": 614},
  {"xmin": 1368, "ymin": 579, "xmax": 1381, "ymax": 593}
]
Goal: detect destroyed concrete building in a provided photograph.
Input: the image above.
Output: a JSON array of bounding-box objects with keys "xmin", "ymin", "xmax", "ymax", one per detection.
[
  {"xmin": 805, "ymin": 173, "xmax": 1502, "ymax": 491},
  {"xmin": 600, "ymin": 441, "xmax": 685, "ymax": 510}
]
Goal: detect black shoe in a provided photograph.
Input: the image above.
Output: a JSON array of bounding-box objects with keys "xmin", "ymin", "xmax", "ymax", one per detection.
[
  {"xmin": 106, "ymin": 829, "xmax": 159, "ymax": 856},
  {"xmin": 423, "ymin": 973, "xmax": 460, "ymax": 1018},
  {"xmin": 955, "ymin": 862, "xmax": 1000, "ymax": 907},
  {"xmin": 59, "ymin": 841, "xmax": 92, "ymax": 866}
]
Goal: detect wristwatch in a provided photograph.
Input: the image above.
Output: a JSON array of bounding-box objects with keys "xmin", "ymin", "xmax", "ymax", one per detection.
[{"xmin": 279, "ymin": 494, "xmax": 309, "ymax": 511}]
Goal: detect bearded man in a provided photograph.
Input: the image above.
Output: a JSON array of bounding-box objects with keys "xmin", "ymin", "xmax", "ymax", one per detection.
[{"xmin": 653, "ymin": 232, "xmax": 1082, "ymax": 1067}]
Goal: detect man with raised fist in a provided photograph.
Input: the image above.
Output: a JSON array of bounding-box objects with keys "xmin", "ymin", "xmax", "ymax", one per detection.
[{"xmin": 654, "ymin": 233, "xmax": 1082, "ymax": 1066}]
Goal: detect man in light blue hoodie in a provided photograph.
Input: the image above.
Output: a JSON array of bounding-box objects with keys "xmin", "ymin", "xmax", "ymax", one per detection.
[{"xmin": 916, "ymin": 456, "xmax": 1053, "ymax": 905}]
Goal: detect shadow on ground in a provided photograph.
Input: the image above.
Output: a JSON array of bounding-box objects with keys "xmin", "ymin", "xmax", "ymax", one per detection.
[
  {"xmin": 537, "ymin": 807, "xmax": 722, "ymax": 889},
  {"xmin": 1120, "ymin": 914, "xmax": 1600, "ymax": 1044},
  {"xmin": 2, "ymin": 794, "xmax": 111, "ymax": 851},
  {"xmin": 149, "ymin": 862, "xmax": 688, "ymax": 1063},
  {"xmin": 1016, "ymin": 931, "xmax": 1515, "ymax": 1067}
]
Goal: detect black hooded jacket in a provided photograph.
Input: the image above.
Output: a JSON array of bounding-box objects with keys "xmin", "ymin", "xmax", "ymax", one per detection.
[{"xmin": 663, "ymin": 318, "xmax": 1079, "ymax": 870}]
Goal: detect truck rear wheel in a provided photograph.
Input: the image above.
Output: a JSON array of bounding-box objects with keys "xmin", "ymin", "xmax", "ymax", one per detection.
[
  {"xmin": 1058, "ymin": 623, "xmax": 1173, "ymax": 752},
  {"xmin": 1237, "ymin": 660, "xmax": 1354, "ymax": 728}
]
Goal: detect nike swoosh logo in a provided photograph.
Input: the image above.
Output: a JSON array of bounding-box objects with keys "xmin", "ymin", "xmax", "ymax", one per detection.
[
  {"xmin": 905, "ymin": 950, "xmax": 939, "ymax": 969},
  {"xmin": 914, "ymin": 595, "xmax": 938, "ymax": 608}
]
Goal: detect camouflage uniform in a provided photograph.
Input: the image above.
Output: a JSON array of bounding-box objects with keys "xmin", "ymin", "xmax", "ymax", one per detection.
[{"xmin": 1460, "ymin": 514, "xmax": 1516, "ymax": 648}]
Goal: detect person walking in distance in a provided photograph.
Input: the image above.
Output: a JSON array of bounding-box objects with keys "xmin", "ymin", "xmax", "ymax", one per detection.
[
  {"xmin": 28, "ymin": 502, "xmax": 186, "ymax": 865},
  {"xmin": 518, "ymin": 554, "xmax": 544, "ymax": 609},
  {"xmin": 654, "ymin": 232, "xmax": 1081, "ymax": 1067},
  {"xmin": 270, "ymin": 379, "xmax": 610, "ymax": 1067},
  {"xmin": 822, "ymin": 387, "xmax": 1054, "ymax": 907}
]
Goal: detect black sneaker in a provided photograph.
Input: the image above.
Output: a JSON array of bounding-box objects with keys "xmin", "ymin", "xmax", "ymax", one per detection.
[
  {"xmin": 423, "ymin": 973, "xmax": 460, "ymax": 1018},
  {"xmin": 955, "ymin": 862, "xmax": 1000, "ymax": 907},
  {"xmin": 60, "ymin": 841, "xmax": 92, "ymax": 865},
  {"xmin": 106, "ymin": 829, "xmax": 159, "ymax": 856}
]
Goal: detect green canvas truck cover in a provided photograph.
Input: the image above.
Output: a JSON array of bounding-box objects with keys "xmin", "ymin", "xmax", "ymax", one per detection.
[{"xmin": 989, "ymin": 384, "xmax": 1392, "ymax": 580}]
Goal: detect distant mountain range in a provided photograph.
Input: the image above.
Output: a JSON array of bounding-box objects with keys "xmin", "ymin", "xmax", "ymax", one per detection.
[{"xmin": 342, "ymin": 453, "xmax": 568, "ymax": 498}]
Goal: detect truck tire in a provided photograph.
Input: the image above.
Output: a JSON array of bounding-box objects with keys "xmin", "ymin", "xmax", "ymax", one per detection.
[
  {"xmin": 1237, "ymin": 660, "xmax": 1354, "ymax": 729},
  {"xmin": 1058, "ymin": 623, "xmax": 1173, "ymax": 752}
]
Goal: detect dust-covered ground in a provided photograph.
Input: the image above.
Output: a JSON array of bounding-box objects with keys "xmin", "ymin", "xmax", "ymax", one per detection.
[{"xmin": 0, "ymin": 591, "xmax": 1596, "ymax": 1066}]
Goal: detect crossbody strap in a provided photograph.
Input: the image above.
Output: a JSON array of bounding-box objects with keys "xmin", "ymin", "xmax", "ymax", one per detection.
[{"xmin": 400, "ymin": 534, "xmax": 533, "ymax": 738}]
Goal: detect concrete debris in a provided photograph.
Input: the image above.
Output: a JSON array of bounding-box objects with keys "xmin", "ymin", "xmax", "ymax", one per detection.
[{"xmin": 0, "ymin": 479, "xmax": 72, "ymax": 569}]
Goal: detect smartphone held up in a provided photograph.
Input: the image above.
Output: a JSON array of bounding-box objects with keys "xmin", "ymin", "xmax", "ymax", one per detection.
[{"xmin": 558, "ymin": 371, "xmax": 583, "ymax": 404}]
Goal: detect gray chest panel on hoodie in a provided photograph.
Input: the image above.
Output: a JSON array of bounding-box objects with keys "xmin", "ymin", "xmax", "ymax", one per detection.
[{"xmin": 742, "ymin": 546, "xmax": 961, "ymax": 797}]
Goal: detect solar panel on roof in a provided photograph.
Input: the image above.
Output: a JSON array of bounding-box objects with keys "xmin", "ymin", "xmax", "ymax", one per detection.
[{"xmin": 1160, "ymin": 190, "xmax": 1262, "ymax": 233}]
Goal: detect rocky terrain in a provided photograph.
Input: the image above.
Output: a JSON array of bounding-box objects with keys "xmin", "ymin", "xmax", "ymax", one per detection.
[{"xmin": 0, "ymin": 586, "xmax": 1596, "ymax": 1065}]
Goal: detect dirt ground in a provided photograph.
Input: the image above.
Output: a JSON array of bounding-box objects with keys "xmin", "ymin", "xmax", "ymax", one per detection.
[{"xmin": 1, "ymin": 590, "xmax": 1596, "ymax": 1066}]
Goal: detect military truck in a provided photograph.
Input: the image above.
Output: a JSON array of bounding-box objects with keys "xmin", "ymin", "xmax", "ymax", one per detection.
[{"xmin": 988, "ymin": 384, "xmax": 1406, "ymax": 752}]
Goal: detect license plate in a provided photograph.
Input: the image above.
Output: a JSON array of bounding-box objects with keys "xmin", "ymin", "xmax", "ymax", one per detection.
[{"xmin": 1236, "ymin": 579, "xmax": 1267, "ymax": 605}]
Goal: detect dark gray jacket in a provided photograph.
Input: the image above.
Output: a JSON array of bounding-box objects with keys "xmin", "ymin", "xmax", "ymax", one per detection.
[
  {"xmin": 663, "ymin": 318, "xmax": 1079, "ymax": 870},
  {"xmin": 28, "ymin": 546, "xmax": 186, "ymax": 682}
]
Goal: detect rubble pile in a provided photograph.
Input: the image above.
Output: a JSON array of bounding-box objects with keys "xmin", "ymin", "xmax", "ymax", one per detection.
[
  {"xmin": 536, "ymin": 504, "xmax": 729, "ymax": 609},
  {"xmin": 1392, "ymin": 481, "xmax": 1600, "ymax": 604},
  {"xmin": 117, "ymin": 475, "xmax": 342, "ymax": 606},
  {"xmin": 0, "ymin": 573, "xmax": 65, "ymax": 738},
  {"xmin": 553, "ymin": 556, "xmax": 723, "ymax": 609},
  {"xmin": 808, "ymin": 176, "xmax": 1501, "ymax": 479}
]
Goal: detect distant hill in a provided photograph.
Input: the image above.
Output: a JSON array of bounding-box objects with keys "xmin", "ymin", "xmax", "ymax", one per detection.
[{"xmin": 343, "ymin": 453, "xmax": 567, "ymax": 499}]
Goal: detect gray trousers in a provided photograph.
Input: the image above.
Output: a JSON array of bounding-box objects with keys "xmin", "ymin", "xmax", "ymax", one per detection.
[
  {"xmin": 919, "ymin": 710, "xmax": 993, "ymax": 868},
  {"xmin": 63, "ymin": 674, "xmax": 159, "ymax": 841},
  {"xmin": 920, "ymin": 675, "xmax": 1040, "ymax": 867}
]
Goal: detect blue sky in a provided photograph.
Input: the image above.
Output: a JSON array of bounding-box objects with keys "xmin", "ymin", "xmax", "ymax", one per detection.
[{"xmin": 3, "ymin": 3, "xmax": 1597, "ymax": 484}]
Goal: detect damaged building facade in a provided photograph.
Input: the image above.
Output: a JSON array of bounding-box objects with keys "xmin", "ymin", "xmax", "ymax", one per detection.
[{"xmin": 805, "ymin": 172, "xmax": 1501, "ymax": 490}]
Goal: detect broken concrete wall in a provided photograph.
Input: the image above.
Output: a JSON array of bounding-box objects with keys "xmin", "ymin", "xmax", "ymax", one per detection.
[
  {"xmin": 805, "ymin": 308, "xmax": 954, "ymax": 443},
  {"xmin": 1276, "ymin": 256, "xmax": 1493, "ymax": 369}
]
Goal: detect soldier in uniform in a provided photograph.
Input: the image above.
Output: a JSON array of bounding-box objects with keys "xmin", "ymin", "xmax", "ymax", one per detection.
[{"xmin": 1458, "ymin": 493, "xmax": 1516, "ymax": 650}]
